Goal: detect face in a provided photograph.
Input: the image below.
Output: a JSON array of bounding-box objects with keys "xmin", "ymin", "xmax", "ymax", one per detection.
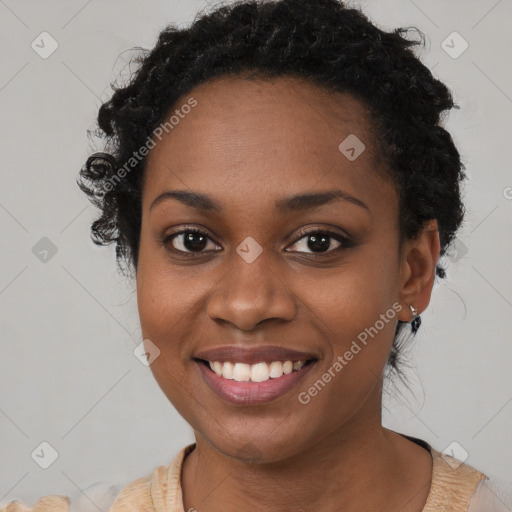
[{"xmin": 136, "ymin": 75, "xmax": 410, "ymax": 463}]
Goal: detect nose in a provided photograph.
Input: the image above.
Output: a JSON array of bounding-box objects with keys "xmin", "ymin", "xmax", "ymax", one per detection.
[{"xmin": 206, "ymin": 249, "xmax": 297, "ymax": 331}]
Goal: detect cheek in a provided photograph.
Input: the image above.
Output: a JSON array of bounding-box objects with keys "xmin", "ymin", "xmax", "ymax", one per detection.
[
  {"xmin": 136, "ymin": 238, "xmax": 189, "ymax": 376},
  {"xmin": 135, "ymin": 237, "xmax": 219, "ymax": 410},
  {"xmin": 292, "ymin": 277, "xmax": 400, "ymax": 436},
  {"xmin": 137, "ymin": 266, "xmax": 195, "ymax": 356},
  {"xmin": 137, "ymin": 227, "xmax": 190, "ymax": 335},
  {"xmin": 292, "ymin": 240, "xmax": 401, "ymax": 405},
  {"xmin": 298, "ymin": 241, "xmax": 400, "ymax": 346},
  {"xmin": 136, "ymin": 258, "xmax": 202, "ymax": 421}
]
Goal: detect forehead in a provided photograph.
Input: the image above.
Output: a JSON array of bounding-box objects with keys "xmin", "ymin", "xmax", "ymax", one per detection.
[{"xmin": 142, "ymin": 75, "xmax": 394, "ymax": 215}]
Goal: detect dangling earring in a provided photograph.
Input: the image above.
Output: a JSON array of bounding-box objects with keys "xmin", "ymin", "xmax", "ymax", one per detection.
[{"xmin": 409, "ymin": 304, "xmax": 421, "ymax": 334}]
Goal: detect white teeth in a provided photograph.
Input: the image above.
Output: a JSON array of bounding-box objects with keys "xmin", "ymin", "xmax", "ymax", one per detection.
[
  {"xmin": 206, "ymin": 359, "xmax": 310, "ymax": 382},
  {"xmin": 211, "ymin": 361, "xmax": 223, "ymax": 375},
  {"xmin": 221, "ymin": 361, "xmax": 234, "ymax": 379},
  {"xmin": 250, "ymin": 362, "xmax": 269, "ymax": 382},
  {"xmin": 282, "ymin": 361, "xmax": 293, "ymax": 374},
  {"xmin": 269, "ymin": 361, "xmax": 283, "ymax": 378},
  {"xmin": 233, "ymin": 362, "xmax": 251, "ymax": 381}
]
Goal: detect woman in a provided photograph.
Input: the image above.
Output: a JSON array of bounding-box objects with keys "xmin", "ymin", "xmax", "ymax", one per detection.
[{"xmin": 2, "ymin": 0, "xmax": 510, "ymax": 510}]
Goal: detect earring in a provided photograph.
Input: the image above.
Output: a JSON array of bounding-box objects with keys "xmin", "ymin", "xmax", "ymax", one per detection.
[{"xmin": 409, "ymin": 304, "xmax": 421, "ymax": 334}]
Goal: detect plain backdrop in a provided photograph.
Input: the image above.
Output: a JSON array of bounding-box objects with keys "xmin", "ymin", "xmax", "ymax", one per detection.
[{"xmin": 1, "ymin": 0, "xmax": 511, "ymax": 505}]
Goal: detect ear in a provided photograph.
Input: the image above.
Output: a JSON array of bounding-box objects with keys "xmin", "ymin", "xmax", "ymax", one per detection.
[{"xmin": 396, "ymin": 219, "xmax": 441, "ymax": 322}]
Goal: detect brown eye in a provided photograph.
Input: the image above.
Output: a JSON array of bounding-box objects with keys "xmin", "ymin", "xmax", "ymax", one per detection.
[
  {"xmin": 163, "ymin": 228, "xmax": 221, "ymax": 255},
  {"xmin": 286, "ymin": 229, "xmax": 350, "ymax": 255}
]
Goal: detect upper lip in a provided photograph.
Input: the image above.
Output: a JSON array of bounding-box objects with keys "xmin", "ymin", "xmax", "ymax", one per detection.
[{"xmin": 193, "ymin": 345, "xmax": 318, "ymax": 365}]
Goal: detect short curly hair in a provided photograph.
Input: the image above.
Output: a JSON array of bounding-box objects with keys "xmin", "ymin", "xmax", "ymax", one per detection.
[{"xmin": 77, "ymin": 0, "xmax": 466, "ymax": 382}]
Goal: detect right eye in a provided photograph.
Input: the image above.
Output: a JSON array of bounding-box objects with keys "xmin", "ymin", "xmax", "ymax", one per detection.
[{"xmin": 162, "ymin": 227, "xmax": 222, "ymax": 256}]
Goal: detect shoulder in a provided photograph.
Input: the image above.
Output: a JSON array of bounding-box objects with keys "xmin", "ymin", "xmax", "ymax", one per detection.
[
  {"xmin": 107, "ymin": 467, "xmax": 167, "ymax": 511},
  {"xmin": 109, "ymin": 444, "xmax": 195, "ymax": 511},
  {"xmin": 424, "ymin": 445, "xmax": 512, "ymax": 512},
  {"xmin": 426, "ymin": 446, "xmax": 487, "ymax": 505},
  {"xmin": 0, "ymin": 444, "xmax": 195, "ymax": 512},
  {"xmin": 0, "ymin": 495, "xmax": 70, "ymax": 512},
  {"xmin": 0, "ymin": 482, "xmax": 122, "ymax": 512}
]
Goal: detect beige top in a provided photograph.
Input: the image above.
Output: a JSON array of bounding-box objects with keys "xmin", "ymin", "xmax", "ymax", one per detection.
[{"xmin": 2, "ymin": 436, "xmax": 508, "ymax": 512}]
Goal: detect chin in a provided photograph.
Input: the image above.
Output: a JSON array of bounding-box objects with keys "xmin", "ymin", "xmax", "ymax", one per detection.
[{"xmin": 200, "ymin": 423, "xmax": 312, "ymax": 465}]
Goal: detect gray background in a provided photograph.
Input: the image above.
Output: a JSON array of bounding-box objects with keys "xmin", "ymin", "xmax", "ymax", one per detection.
[{"xmin": 1, "ymin": 0, "xmax": 511, "ymax": 505}]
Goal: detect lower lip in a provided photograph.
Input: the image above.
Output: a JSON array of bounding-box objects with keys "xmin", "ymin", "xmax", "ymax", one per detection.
[{"xmin": 196, "ymin": 360, "xmax": 316, "ymax": 405}]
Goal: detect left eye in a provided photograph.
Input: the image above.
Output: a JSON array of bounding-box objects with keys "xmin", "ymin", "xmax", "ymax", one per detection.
[{"xmin": 286, "ymin": 230, "xmax": 347, "ymax": 254}]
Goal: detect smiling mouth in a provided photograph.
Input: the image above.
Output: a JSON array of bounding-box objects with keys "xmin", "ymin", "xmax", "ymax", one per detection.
[{"xmin": 194, "ymin": 358, "xmax": 317, "ymax": 383}]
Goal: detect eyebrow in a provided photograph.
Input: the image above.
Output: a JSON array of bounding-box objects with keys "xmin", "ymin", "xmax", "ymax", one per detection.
[{"xmin": 149, "ymin": 189, "xmax": 370, "ymax": 215}]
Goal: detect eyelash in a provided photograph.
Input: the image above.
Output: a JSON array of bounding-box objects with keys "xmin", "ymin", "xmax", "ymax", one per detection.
[{"xmin": 160, "ymin": 225, "xmax": 353, "ymax": 259}]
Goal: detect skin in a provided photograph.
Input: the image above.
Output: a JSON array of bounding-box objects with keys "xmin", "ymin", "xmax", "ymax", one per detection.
[{"xmin": 136, "ymin": 75, "xmax": 440, "ymax": 512}]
